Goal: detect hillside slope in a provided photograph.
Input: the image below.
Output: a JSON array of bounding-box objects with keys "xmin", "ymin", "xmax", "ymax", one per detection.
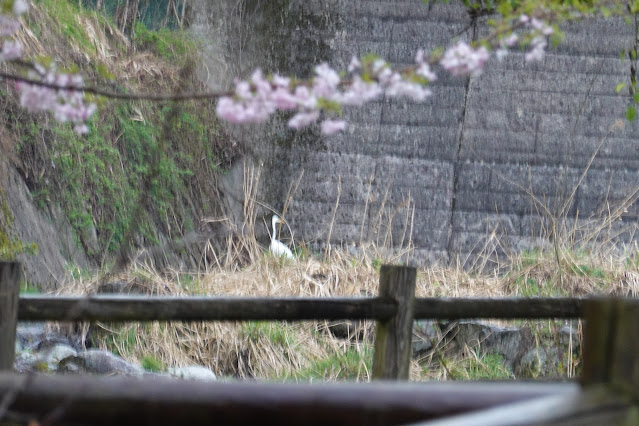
[{"xmin": 0, "ymin": 0, "xmax": 238, "ymax": 288}]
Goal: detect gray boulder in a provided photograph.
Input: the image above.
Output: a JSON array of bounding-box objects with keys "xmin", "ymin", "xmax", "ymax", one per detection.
[
  {"xmin": 168, "ymin": 366, "xmax": 217, "ymax": 381},
  {"xmin": 435, "ymin": 320, "xmax": 580, "ymax": 378},
  {"xmin": 15, "ymin": 322, "xmax": 47, "ymax": 351},
  {"xmin": 413, "ymin": 320, "xmax": 440, "ymax": 354},
  {"xmin": 37, "ymin": 344, "xmax": 77, "ymax": 369},
  {"xmin": 58, "ymin": 350, "xmax": 143, "ymax": 375}
]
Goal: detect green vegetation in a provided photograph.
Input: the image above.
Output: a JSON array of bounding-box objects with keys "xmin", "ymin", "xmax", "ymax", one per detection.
[
  {"xmin": 371, "ymin": 258, "xmax": 382, "ymax": 271},
  {"xmin": 95, "ymin": 324, "xmax": 140, "ymax": 357},
  {"xmin": 568, "ymin": 263, "xmax": 605, "ymax": 279},
  {"xmin": 448, "ymin": 352, "xmax": 513, "ymax": 380},
  {"xmin": 510, "ymin": 276, "xmax": 562, "ymax": 297},
  {"xmin": 33, "ymin": 361, "xmax": 50, "ymax": 372},
  {"xmin": 0, "ymin": 187, "xmax": 38, "ymax": 261},
  {"xmin": 133, "ymin": 22, "xmax": 198, "ymax": 65},
  {"xmin": 243, "ymin": 322, "xmax": 295, "ymax": 347},
  {"xmin": 519, "ymin": 248, "xmax": 542, "ymax": 268},
  {"xmin": 141, "ymin": 355, "xmax": 166, "ymax": 372},
  {"xmin": 32, "ymin": 0, "xmax": 97, "ymax": 54},
  {"xmin": 6, "ymin": 0, "xmax": 232, "ymax": 262},
  {"xmin": 20, "ymin": 281, "xmax": 40, "ymax": 294},
  {"xmin": 67, "ymin": 265, "xmax": 94, "ymax": 281},
  {"xmin": 179, "ymin": 274, "xmax": 202, "ymax": 294},
  {"xmin": 505, "ymin": 246, "xmax": 618, "ymax": 297},
  {"xmin": 280, "ymin": 346, "xmax": 373, "ymax": 381}
]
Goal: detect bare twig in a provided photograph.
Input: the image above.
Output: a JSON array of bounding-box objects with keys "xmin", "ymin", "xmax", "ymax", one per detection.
[{"xmin": 325, "ymin": 176, "xmax": 342, "ymax": 260}]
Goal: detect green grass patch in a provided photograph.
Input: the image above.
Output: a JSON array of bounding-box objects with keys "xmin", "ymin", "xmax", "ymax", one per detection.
[
  {"xmin": 448, "ymin": 352, "xmax": 512, "ymax": 380},
  {"xmin": 13, "ymin": 97, "xmax": 225, "ymax": 258},
  {"xmin": 33, "ymin": 0, "xmax": 97, "ymax": 55},
  {"xmin": 19, "ymin": 281, "xmax": 40, "ymax": 294},
  {"xmin": 9, "ymin": 0, "xmax": 230, "ymax": 263},
  {"xmin": 0, "ymin": 186, "xmax": 38, "ymax": 261},
  {"xmin": 568, "ymin": 263, "xmax": 606, "ymax": 278},
  {"xmin": 281, "ymin": 346, "xmax": 373, "ymax": 381},
  {"xmin": 133, "ymin": 21, "xmax": 198, "ymax": 65},
  {"xmin": 509, "ymin": 275, "xmax": 564, "ymax": 297},
  {"xmin": 180, "ymin": 274, "xmax": 203, "ymax": 294},
  {"xmin": 92, "ymin": 324, "xmax": 141, "ymax": 357},
  {"xmin": 243, "ymin": 321, "xmax": 294, "ymax": 347},
  {"xmin": 141, "ymin": 355, "xmax": 166, "ymax": 372},
  {"xmin": 520, "ymin": 248, "xmax": 542, "ymax": 267}
]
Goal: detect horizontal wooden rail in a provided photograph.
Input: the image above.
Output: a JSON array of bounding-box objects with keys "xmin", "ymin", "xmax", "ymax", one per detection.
[
  {"xmin": 17, "ymin": 296, "xmax": 397, "ymax": 322},
  {"xmin": 0, "ymin": 373, "xmax": 578, "ymax": 426},
  {"xmin": 410, "ymin": 386, "xmax": 630, "ymax": 426},
  {"xmin": 17, "ymin": 295, "xmax": 586, "ymax": 322},
  {"xmin": 413, "ymin": 297, "xmax": 585, "ymax": 319}
]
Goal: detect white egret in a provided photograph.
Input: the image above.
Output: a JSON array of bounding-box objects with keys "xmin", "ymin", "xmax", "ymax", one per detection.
[{"xmin": 270, "ymin": 215, "xmax": 294, "ymax": 259}]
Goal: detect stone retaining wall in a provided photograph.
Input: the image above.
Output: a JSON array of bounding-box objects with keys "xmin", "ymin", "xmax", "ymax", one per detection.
[{"xmin": 198, "ymin": 0, "xmax": 639, "ymax": 264}]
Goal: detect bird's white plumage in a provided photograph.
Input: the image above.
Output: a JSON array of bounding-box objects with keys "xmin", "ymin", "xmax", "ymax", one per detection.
[{"xmin": 270, "ymin": 215, "xmax": 294, "ymax": 259}]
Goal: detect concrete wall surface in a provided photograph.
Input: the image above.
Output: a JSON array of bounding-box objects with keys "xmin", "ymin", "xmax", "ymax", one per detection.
[{"xmin": 201, "ymin": 0, "xmax": 639, "ymax": 265}]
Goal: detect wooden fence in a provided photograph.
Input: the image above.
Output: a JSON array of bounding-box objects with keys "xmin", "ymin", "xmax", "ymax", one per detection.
[{"xmin": 0, "ymin": 261, "xmax": 636, "ymax": 425}]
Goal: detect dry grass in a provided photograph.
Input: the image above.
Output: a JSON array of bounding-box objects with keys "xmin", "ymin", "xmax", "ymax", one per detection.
[
  {"xmin": 49, "ymin": 154, "xmax": 639, "ymax": 382},
  {"xmin": 57, "ymin": 247, "xmax": 398, "ymax": 381},
  {"xmin": 50, "ymin": 231, "xmax": 639, "ymax": 382},
  {"xmin": 16, "ymin": 1, "xmax": 185, "ymax": 94}
]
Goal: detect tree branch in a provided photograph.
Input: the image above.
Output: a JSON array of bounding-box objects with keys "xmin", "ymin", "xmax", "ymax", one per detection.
[{"xmin": 0, "ymin": 69, "xmax": 232, "ymax": 101}]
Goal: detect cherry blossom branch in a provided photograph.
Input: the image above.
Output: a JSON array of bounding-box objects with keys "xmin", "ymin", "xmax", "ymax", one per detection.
[
  {"xmin": 0, "ymin": 0, "xmax": 619, "ymax": 136},
  {"xmin": 0, "ymin": 69, "xmax": 233, "ymax": 101}
]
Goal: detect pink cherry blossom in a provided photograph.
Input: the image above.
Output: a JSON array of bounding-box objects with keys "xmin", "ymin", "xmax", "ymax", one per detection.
[
  {"xmin": 384, "ymin": 73, "xmax": 432, "ymax": 101},
  {"xmin": 0, "ymin": 40, "xmax": 22, "ymax": 61},
  {"xmin": 12, "ymin": 0, "xmax": 28, "ymax": 16},
  {"xmin": 273, "ymin": 75, "xmax": 290, "ymax": 87},
  {"xmin": 271, "ymin": 87, "xmax": 298, "ymax": 110},
  {"xmin": 525, "ymin": 36, "xmax": 547, "ymax": 62},
  {"xmin": 531, "ymin": 18, "xmax": 554, "ymax": 36},
  {"xmin": 416, "ymin": 63, "xmax": 437, "ymax": 81},
  {"xmin": 348, "ymin": 56, "xmax": 361, "ymax": 73},
  {"xmin": 313, "ymin": 63, "xmax": 340, "ymax": 98},
  {"xmin": 73, "ymin": 124, "xmax": 89, "ymax": 134},
  {"xmin": 320, "ymin": 120, "xmax": 346, "ymax": 135},
  {"xmin": 0, "ymin": 1, "xmax": 98, "ymax": 135},
  {"xmin": 0, "ymin": 14, "xmax": 20, "ymax": 37},
  {"xmin": 215, "ymin": 97, "xmax": 247, "ymax": 123},
  {"xmin": 15, "ymin": 69, "xmax": 97, "ymax": 134},
  {"xmin": 504, "ymin": 34, "xmax": 518, "ymax": 47},
  {"xmin": 440, "ymin": 42, "xmax": 490, "ymax": 77},
  {"xmin": 415, "ymin": 49, "xmax": 437, "ymax": 81},
  {"xmin": 335, "ymin": 76, "xmax": 382, "ymax": 106},
  {"xmin": 293, "ymin": 86, "xmax": 317, "ymax": 109},
  {"xmin": 0, "ymin": 1, "xmax": 558, "ymax": 138},
  {"xmin": 288, "ymin": 110, "xmax": 320, "ymax": 129}
]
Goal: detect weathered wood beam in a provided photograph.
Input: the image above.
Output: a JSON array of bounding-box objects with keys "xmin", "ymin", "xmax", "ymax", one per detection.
[
  {"xmin": 0, "ymin": 373, "xmax": 578, "ymax": 426},
  {"xmin": 581, "ymin": 298, "xmax": 639, "ymax": 405},
  {"xmin": 413, "ymin": 297, "xmax": 584, "ymax": 319},
  {"xmin": 409, "ymin": 386, "xmax": 631, "ymax": 426},
  {"xmin": 373, "ymin": 265, "xmax": 417, "ymax": 380},
  {"xmin": 18, "ymin": 295, "xmax": 397, "ymax": 322},
  {"xmin": 16, "ymin": 296, "xmax": 586, "ymax": 322},
  {"xmin": 0, "ymin": 262, "xmax": 20, "ymax": 371},
  {"xmin": 581, "ymin": 299, "xmax": 616, "ymax": 386}
]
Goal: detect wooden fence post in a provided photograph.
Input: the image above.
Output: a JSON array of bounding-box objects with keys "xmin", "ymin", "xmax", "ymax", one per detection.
[
  {"xmin": 581, "ymin": 299, "xmax": 639, "ymax": 395},
  {"xmin": 372, "ymin": 264, "xmax": 417, "ymax": 380},
  {"xmin": 0, "ymin": 262, "xmax": 20, "ymax": 371}
]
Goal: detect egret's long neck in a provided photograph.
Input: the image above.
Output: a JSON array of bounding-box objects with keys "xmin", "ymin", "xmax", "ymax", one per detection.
[{"xmin": 272, "ymin": 220, "xmax": 277, "ymax": 242}]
